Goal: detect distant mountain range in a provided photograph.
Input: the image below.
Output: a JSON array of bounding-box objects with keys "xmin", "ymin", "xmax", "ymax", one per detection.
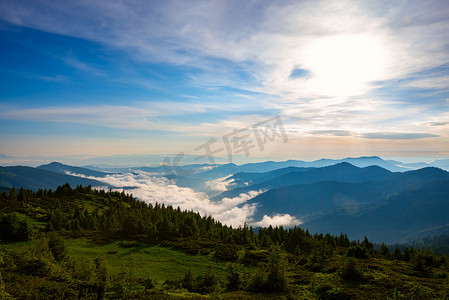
[
  {"xmin": 213, "ymin": 162, "xmax": 394, "ymax": 200},
  {"xmin": 241, "ymin": 166, "xmax": 449, "ymax": 242},
  {"xmin": 0, "ymin": 166, "xmax": 108, "ymax": 190},
  {"xmin": 304, "ymin": 178, "xmax": 449, "ymax": 243},
  {"xmin": 38, "ymin": 162, "xmax": 111, "ymax": 177},
  {"xmin": 1, "ymin": 156, "xmax": 448, "ymax": 244},
  {"xmin": 83, "ymin": 156, "xmax": 449, "ymax": 175}
]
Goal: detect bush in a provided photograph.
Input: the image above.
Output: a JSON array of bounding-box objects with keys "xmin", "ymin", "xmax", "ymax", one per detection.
[
  {"xmin": 341, "ymin": 258, "xmax": 362, "ymax": 281},
  {"xmin": 181, "ymin": 268, "xmax": 219, "ymax": 294},
  {"xmin": 248, "ymin": 266, "xmax": 265, "ymax": 292},
  {"xmin": 19, "ymin": 258, "xmax": 52, "ymax": 276},
  {"xmin": 0, "ymin": 213, "xmax": 31, "ymax": 241},
  {"xmin": 226, "ymin": 263, "xmax": 241, "ymax": 291},
  {"xmin": 194, "ymin": 267, "xmax": 218, "ymax": 294},
  {"xmin": 48, "ymin": 234, "xmax": 69, "ymax": 262},
  {"xmin": 143, "ymin": 278, "xmax": 156, "ymax": 289}
]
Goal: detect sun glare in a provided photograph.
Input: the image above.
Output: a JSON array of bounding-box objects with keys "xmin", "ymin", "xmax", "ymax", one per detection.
[{"xmin": 303, "ymin": 35, "xmax": 387, "ymax": 97}]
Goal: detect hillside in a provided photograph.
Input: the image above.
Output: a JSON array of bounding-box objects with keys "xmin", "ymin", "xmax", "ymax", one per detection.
[
  {"xmin": 1, "ymin": 184, "xmax": 448, "ymax": 299},
  {"xmin": 0, "ymin": 166, "xmax": 109, "ymax": 190},
  {"xmin": 304, "ymin": 179, "xmax": 449, "ymax": 243}
]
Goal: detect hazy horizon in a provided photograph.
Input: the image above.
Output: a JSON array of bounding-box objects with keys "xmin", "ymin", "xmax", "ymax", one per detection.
[{"xmin": 1, "ymin": 153, "xmax": 449, "ymax": 168}]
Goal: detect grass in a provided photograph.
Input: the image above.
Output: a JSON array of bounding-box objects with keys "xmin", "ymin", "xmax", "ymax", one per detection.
[{"xmin": 67, "ymin": 238, "xmax": 228, "ymax": 282}]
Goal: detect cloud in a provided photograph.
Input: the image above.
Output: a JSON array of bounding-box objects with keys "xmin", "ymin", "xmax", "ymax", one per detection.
[
  {"xmin": 401, "ymin": 75, "xmax": 449, "ymax": 90},
  {"xmin": 0, "ymin": 0, "xmax": 448, "ymax": 159},
  {"xmin": 307, "ymin": 130, "xmax": 440, "ymax": 140},
  {"xmin": 205, "ymin": 175, "xmax": 235, "ymax": 192},
  {"xmin": 362, "ymin": 132, "xmax": 439, "ymax": 140},
  {"xmin": 252, "ymin": 213, "xmax": 302, "ymax": 228},
  {"xmin": 0, "ymin": 104, "xmax": 276, "ymax": 138},
  {"xmin": 0, "ymin": 103, "xmax": 209, "ymax": 133},
  {"xmin": 1, "ymin": 0, "xmax": 448, "ymax": 100},
  {"xmin": 68, "ymin": 171, "xmax": 262, "ymax": 228},
  {"xmin": 427, "ymin": 122, "xmax": 448, "ymax": 126},
  {"xmin": 310, "ymin": 130, "xmax": 353, "ymax": 137}
]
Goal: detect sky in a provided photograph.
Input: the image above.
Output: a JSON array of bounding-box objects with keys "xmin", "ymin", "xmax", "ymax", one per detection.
[{"xmin": 1, "ymin": 0, "xmax": 449, "ymax": 166}]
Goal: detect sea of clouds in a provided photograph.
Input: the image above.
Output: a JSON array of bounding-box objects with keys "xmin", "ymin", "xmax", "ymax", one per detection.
[{"xmin": 67, "ymin": 171, "xmax": 301, "ymax": 228}]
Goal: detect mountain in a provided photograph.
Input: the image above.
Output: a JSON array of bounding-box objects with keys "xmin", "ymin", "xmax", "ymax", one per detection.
[
  {"xmin": 248, "ymin": 167, "xmax": 448, "ymax": 220},
  {"xmin": 303, "ymin": 178, "xmax": 449, "ymax": 243},
  {"xmin": 0, "ymin": 166, "xmax": 108, "ymax": 190},
  {"xmin": 430, "ymin": 159, "xmax": 449, "ymax": 171},
  {"xmin": 86, "ymin": 156, "xmax": 410, "ymax": 180},
  {"xmin": 386, "ymin": 160, "xmax": 430, "ymax": 170},
  {"xmin": 214, "ymin": 163, "xmax": 394, "ymax": 200},
  {"xmin": 248, "ymin": 180, "xmax": 382, "ymax": 221},
  {"xmin": 229, "ymin": 166, "xmax": 313, "ymax": 189},
  {"xmin": 240, "ymin": 166, "xmax": 449, "ymax": 243},
  {"xmin": 233, "ymin": 156, "xmax": 408, "ymax": 172},
  {"xmin": 38, "ymin": 162, "xmax": 110, "ymax": 177}
]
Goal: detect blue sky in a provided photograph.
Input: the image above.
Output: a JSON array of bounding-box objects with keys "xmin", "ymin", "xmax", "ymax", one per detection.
[{"xmin": 1, "ymin": 0, "xmax": 449, "ymax": 166}]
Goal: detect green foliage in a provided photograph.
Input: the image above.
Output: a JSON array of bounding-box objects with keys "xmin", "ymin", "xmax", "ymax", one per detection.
[
  {"xmin": 248, "ymin": 265, "xmax": 265, "ymax": 292},
  {"xmin": 380, "ymin": 242, "xmax": 392, "ymax": 259},
  {"xmin": 346, "ymin": 245, "xmax": 369, "ymax": 259},
  {"xmin": 393, "ymin": 247, "xmax": 402, "ymax": 260},
  {"xmin": 310, "ymin": 273, "xmax": 348, "ymax": 300},
  {"xmin": 0, "ymin": 212, "xmax": 31, "ymax": 241},
  {"xmin": 182, "ymin": 269, "xmax": 194, "ymax": 291},
  {"xmin": 389, "ymin": 289, "xmax": 406, "ymax": 300},
  {"xmin": 265, "ymin": 244, "xmax": 288, "ymax": 293},
  {"xmin": 0, "ymin": 251, "xmax": 14, "ymax": 300},
  {"xmin": 0, "ymin": 184, "xmax": 448, "ymax": 299},
  {"xmin": 180, "ymin": 267, "xmax": 218, "ymax": 294},
  {"xmin": 48, "ymin": 234, "xmax": 69, "ymax": 261},
  {"xmin": 412, "ymin": 250, "xmax": 426, "ymax": 273},
  {"xmin": 340, "ymin": 257, "xmax": 362, "ymax": 281},
  {"xmin": 246, "ymin": 245, "xmax": 288, "ymax": 294},
  {"xmin": 143, "ymin": 277, "xmax": 156, "ymax": 289},
  {"xmin": 225, "ymin": 262, "xmax": 241, "ymax": 291}
]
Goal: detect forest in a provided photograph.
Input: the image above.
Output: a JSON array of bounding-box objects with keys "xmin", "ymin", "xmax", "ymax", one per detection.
[{"xmin": 1, "ymin": 184, "xmax": 448, "ymax": 299}]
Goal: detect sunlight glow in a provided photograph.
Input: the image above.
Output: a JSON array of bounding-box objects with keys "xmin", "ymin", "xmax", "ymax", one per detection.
[{"xmin": 303, "ymin": 35, "xmax": 387, "ymax": 97}]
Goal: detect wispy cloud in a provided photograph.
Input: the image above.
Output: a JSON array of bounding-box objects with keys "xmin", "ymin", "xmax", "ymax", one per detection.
[
  {"xmin": 61, "ymin": 52, "xmax": 105, "ymax": 77},
  {"xmin": 362, "ymin": 132, "xmax": 439, "ymax": 140},
  {"xmin": 0, "ymin": 103, "xmax": 207, "ymax": 132},
  {"xmin": 309, "ymin": 130, "xmax": 353, "ymax": 137},
  {"xmin": 307, "ymin": 130, "xmax": 439, "ymax": 140}
]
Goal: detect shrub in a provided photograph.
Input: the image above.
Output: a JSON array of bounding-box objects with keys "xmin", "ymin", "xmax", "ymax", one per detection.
[
  {"xmin": 341, "ymin": 257, "xmax": 362, "ymax": 281},
  {"xmin": 48, "ymin": 234, "xmax": 69, "ymax": 262}
]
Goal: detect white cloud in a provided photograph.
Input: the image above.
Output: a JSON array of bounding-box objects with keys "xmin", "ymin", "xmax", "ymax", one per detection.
[
  {"xmin": 401, "ymin": 75, "xmax": 449, "ymax": 90},
  {"xmin": 252, "ymin": 213, "xmax": 302, "ymax": 228},
  {"xmin": 205, "ymin": 175, "xmax": 235, "ymax": 192},
  {"xmin": 1, "ymin": 0, "xmax": 448, "ymax": 100}
]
